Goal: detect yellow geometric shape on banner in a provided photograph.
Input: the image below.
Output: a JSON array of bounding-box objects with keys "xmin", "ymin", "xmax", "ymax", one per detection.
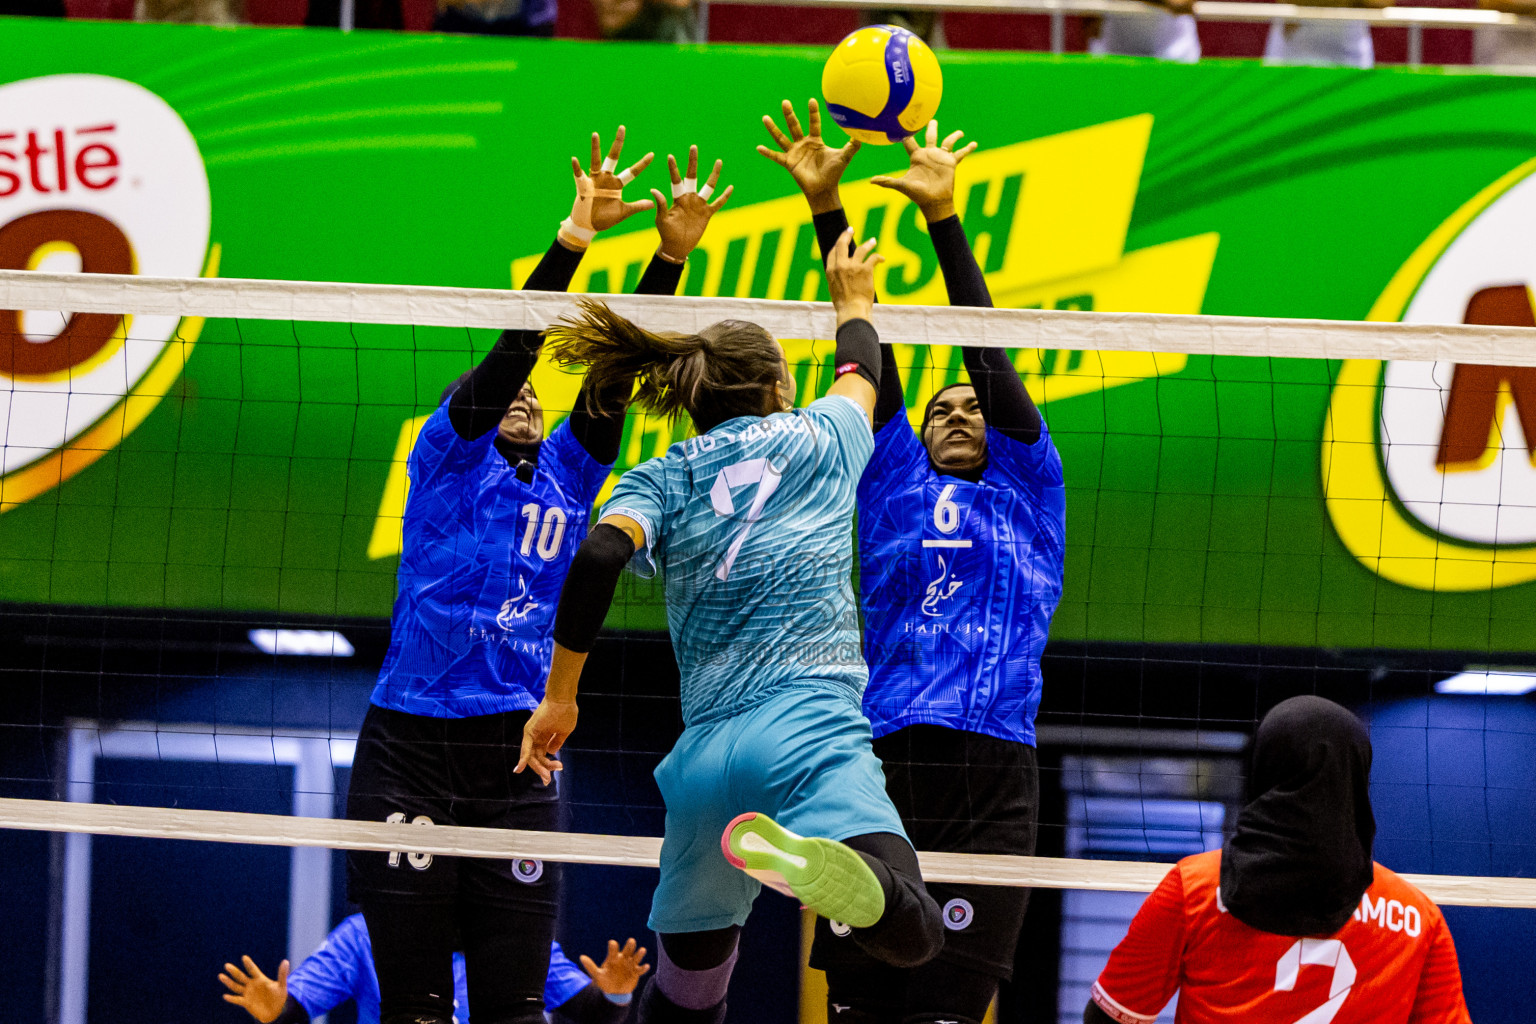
[
  {"xmin": 0, "ymin": 243, "xmax": 222, "ymax": 513},
  {"xmin": 1323, "ymin": 154, "xmax": 1536, "ymax": 592},
  {"xmin": 367, "ymin": 413, "xmax": 430, "ymax": 562}
]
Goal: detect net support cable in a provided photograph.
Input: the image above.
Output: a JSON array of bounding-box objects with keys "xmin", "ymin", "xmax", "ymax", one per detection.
[
  {"xmin": 6, "ymin": 269, "xmax": 1536, "ymax": 366},
  {"xmin": 0, "ymin": 797, "xmax": 1530, "ymax": 908}
]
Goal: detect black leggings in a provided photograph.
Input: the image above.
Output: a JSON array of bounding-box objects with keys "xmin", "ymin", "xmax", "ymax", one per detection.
[
  {"xmin": 639, "ymin": 832, "xmax": 942, "ymax": 1024},
  {"xmin": 363, "ymin": 898, "xmax": 553, "ymax": 1024},
  {"xmin": 825, "ymin": 958, "xmax": 999, "ymax": 1024}
]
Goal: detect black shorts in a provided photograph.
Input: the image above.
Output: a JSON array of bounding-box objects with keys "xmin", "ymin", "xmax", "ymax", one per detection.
[
  {"xmin": 812, "ymin": 724, "xmax": 1038, "ymax": 980},
  {"xmin": 345, "ymin": 704, "xmax": 561, "ymax": 913}
]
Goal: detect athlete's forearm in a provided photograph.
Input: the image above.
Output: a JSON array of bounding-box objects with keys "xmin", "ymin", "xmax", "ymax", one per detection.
[
  {"xmin": 926, "ymin": 216, "xmax": 1044, "ymax": 444},
  {"xmin": 551, "ymin": 523, "xmax": 636, "ymax": 658},
  {"xmin": 448, "ymin": 237, "xmax": 585, "ymax": 441},
  {"xmin": 812, "ymin": 208, "xmax": 852, "ymax": 263},
  {"xmin": 568, "ymin": 252, "xmax": 684, "ymax": 463},
  {"xmin": 871, "ymin": 343, "xmax": 905, "ymax": 433}
]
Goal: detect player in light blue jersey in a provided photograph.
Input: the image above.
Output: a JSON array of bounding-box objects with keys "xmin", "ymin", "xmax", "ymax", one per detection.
[
  {"xmin": 344, "ymin": 129, "xmax": 730, "ymax": 1024},
  {"xmin": 217, "ymin": 914, "xmax": 649, "ymax": 1024},
  {"xmin": 516, "ymin": 232, "xmax": 943, "ymax": 1024},
  {"xmin": 762, "ymin": 104, "xmax": 1066, "ymax": 1024}
]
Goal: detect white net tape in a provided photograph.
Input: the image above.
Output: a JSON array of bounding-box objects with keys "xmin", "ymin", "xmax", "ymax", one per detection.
[
  {"xmin": 1, "ymin": 797, "xmax": 1532, "ymax": 907},
  {"xmin": 6, "ymin": 269, "xmax": 1536, "ymax": 365}
]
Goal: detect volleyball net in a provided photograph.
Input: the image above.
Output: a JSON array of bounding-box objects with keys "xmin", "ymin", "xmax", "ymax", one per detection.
[{"xmin": 6, "ymin": 267, "xmax": 1536, "ymax": 1020}]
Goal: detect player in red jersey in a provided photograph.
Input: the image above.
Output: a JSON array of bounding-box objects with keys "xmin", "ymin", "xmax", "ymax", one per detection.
[{"xmin": 1088, "ymin": 696, "xmax": 1471, "ymax": 1024}]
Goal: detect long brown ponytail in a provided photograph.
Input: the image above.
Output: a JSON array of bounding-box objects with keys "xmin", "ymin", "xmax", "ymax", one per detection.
[{"xmin": 544, "ymin": 299, "xmax": 786, "ymax": 433}]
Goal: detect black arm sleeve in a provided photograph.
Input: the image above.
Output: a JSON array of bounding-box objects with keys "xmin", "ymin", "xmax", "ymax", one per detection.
[
  {"xmin": 549, "ymin": 984, "xmax": 630, "ymax": 1024},
  {"xmin": 929, "ymin": 215, "xmax": 1043, "ymax": 446},
  {"xmin": 552, "ymin": 524, "xmax": 636, "ymax": 653},
  {"xmin": 274, "ymin": 996, "xmax": 311, "ymax": 1024},
  {"xmin": 447, "ymin": 239, "xmax": 585, "ymax": 441},
  {"xmin": 565, "ymin": 253, "xmax": 686, "ymax": 464},
  {"xmin": 1084, "ymin": 1000, "xmax": 1116, "ymax": 1024},
  {"xmin": 835, "ymin": 317, "xmax": 881, "ymax": 392},
  {"xmin": 812, "ymin": 208, "xmax": 906, "ymax": 433}
]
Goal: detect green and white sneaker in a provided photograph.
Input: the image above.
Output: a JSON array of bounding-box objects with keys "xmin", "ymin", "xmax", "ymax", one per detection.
[{"xmin": 721, "ymin": 812, "xmax": 885, "ymax": 929}]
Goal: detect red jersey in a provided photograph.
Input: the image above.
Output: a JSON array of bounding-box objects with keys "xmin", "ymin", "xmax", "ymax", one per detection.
[{"xmin": 1092, "ymin": 850, "xmax": 1471, "ymax": 1024}]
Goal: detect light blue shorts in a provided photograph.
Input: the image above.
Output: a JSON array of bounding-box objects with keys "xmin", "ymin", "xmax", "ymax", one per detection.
[{"xmin": 647, "ymin": 685, "xmax": 909, "ymax": 934}]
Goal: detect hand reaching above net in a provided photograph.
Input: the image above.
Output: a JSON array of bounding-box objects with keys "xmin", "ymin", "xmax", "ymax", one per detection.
[
  {"xmin": 560, "ymin": 125, "xmax": 657, "ymax": 250},
  {"xmin": 649, "ymin": 145, "xmax": 732, "ymax": 264},
  {"xmin": 871, "ymin": 120, "xmax": 978, "ymax": 224},
  {"xmin": 758, "ymin": 98, "xmax": 861, "ymax": 215}
]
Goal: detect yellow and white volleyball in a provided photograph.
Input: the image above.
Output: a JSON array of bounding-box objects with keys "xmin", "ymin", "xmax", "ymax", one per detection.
[{"xmin": 821, "ymin": 25, "xmax": 943, "ymax": 145}]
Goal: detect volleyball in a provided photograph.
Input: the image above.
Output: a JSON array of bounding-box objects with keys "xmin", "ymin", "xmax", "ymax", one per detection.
[{"xmin": 821, "ymin": 25, "xmax": 944, "ymax": 145}]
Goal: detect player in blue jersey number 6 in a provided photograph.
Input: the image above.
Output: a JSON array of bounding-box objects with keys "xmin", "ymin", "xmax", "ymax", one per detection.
[
  {"xmin": 345, "ymin": 126, "xmax": 729, "ymax": 1024},
  {"xmin": 763, "ymin": 103, "xmax": 1067, "ymax": 1024},
  {"xmin": 517, "ymin": 231, "xmax": 944, "ymax": 1024}
]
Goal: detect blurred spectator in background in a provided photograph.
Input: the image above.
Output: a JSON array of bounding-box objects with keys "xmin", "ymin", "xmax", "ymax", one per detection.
[
  {"xmin": 135, "ymin": 0, "xmax": 243, "ymax": 21},
  {"xmin": 1088, "ymin": 0, "xmax": 1201, "ymax": 62},
  {"xmin": 1476, "ymin": 0, "xmax": 1536, "ymax": 66},
  {"xmin": 863, "ymin": 9, "xmax": 946, "ymax": 48},
  {"xmin": 591, "ymin": 0, "xmax": 700, "ymax": 42},
  {"xmin": 435, "ymin": 0, "xmax": 555, "ymax": 34},
  {"xmin": 1264, "ymin": 0, "xmax": 1389, "ymax": 68},
  {"xmin": 0, "ymin": 0, "xmax": 65, "ymax": 14},
  {"xmin": 306, "ymin": 0, "xmax": 403, "ymax": 28}
]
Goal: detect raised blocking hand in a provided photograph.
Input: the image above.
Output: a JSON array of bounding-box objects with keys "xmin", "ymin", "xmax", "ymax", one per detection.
[
  {"xmin": 561, "ymin": 125, "xmax": 656, "ymax": 249},
  {"xmin": 757, "ymin": 98, "xmax": 861, "ymax": 214},
  {"xmin": 650, "ymin": 145, "xmax": 732, "ymax": 263},
  {"xmin": 870, "ymin": 120, "xmax": 977, "ymax": 222}
]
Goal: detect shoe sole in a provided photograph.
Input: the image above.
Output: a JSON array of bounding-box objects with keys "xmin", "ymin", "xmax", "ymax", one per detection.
[{"xmin": 721, "ymin": 812, "xmax": 884, "ymax": 928}]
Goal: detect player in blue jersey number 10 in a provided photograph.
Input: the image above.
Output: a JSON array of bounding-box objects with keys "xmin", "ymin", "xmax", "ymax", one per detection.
[
  {"xmin": 344, "ymin": 125, "xmax": 729, "ymax": 1024},
  {"xmin": 517, "ymin": 225, "xmax": 945, "ymax": 1024},
  {"xmin": 761, "ymin": 100, "xmax": 1068, "ymax": 1024}
]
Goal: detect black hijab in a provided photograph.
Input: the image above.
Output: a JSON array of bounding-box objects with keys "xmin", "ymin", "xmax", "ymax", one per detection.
[{"xmin": 1220, "ymin": 695, "xmax": 1376, "ymax": 937}]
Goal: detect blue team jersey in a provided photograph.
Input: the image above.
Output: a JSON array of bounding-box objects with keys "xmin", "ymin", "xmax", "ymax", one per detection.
[
  {"xmin": 287, "ymin": 914, "xmax": 591, "ymax": 1023},
  {"xmin": 371, "ymin": 405, "xmax": 611, "ymax": 718},
  {"xmin": 602, "ymin": 396, "xmax": 874, "ymax": 727},
  {"xmin": 857, "ymin": 416, "xmax": 1065, "ymax": 746}
]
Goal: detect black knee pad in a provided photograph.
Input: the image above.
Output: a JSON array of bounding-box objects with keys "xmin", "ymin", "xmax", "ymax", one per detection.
[{"xmin": 637, "ymin": 979, "xmax": 727, "ymax": 1024}]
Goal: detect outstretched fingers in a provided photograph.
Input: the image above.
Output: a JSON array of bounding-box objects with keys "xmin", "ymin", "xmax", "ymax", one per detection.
[
  {"xmin": 954, "ymin": 141, "xmax": 978, "ymax": 162},
  {"xmin": 618, "ymin": 150, "xmax": 653, "ymax": 185},
  {"xmin": 942, "ymin": 128, "xmax": 965, "ymax": 151},
  {"xmin": 603, "ymin": 125, "xmax": 627, "ymax": 173},
  {"xmin": 926, "ymin": 119, "xmax": 939, "ymax": 147},
  {"xmin": 781, "ymin": 98, "xmax": 805, "ymax": 141},
  {"xmin": 807, "ymin": 97, "xmax": 823, "ymax": 138},
  {"xmin": 708, "ymin": 183, "xmax": 734, "ymax": 211},
  {"xmin": 761, "ymin": 113, "xmax": 792, "ymax": 152},
  {"xmin": 755, "ymin": 143, "xmax": 788, "ymax": 167}
]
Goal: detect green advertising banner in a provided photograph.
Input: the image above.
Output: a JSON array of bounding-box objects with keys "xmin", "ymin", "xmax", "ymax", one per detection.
[{"xmin": 6, "ymin": 17, "xmax": 1536, "ymax": 651}]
